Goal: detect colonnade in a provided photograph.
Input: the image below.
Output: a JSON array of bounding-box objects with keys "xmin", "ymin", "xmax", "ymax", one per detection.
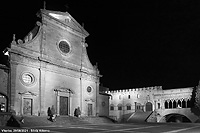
[{"xmin": 164, "ymin": 99, "xmax": 191, "ymax": 109}]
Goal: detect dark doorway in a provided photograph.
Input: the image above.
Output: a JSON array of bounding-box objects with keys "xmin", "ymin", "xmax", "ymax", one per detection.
[
  {"xmin": 88, "ymin": 104, "xmax": 92, "ymax": 116},
  {"xmin": 60, "ymin": 96, "xmax": 68, "ymax": 115},
  {"xmin": 23, "ymin": 98, "xmax": 32, "ymax": 115},
  {"xmin": 146, "ymin": 102, "xmax": 152, "ymax": 111}
]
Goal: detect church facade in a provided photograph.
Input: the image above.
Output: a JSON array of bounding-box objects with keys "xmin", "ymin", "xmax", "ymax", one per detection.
[{"xmin": 1, "ymin": 9, "xmax": 103, "ymax": 117}]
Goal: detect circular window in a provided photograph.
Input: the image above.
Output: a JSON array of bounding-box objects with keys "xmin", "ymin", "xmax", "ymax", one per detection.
[
  {"xmin": 87, "ymin": 86, "xmax": 92, "ymax": 93},
  {"xmin": 58, "ymin": 40, "xmax": 70, "ymax": 54},
  {"xmin": 20, "ymin": 72, "xmax": 35, "ymax": 86}
]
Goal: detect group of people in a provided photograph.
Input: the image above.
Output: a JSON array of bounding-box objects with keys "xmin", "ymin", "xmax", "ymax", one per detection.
[
  {"xmin": 47, "ymin": 105, "xmax": 81, "ymax": 122},
  {"xmin": 47, "ymin": 105, "xmax": 56, "ymax": 122},
  {"xmin": 74, "ymin": 107, "xmax": 81, "ymax": 117}
]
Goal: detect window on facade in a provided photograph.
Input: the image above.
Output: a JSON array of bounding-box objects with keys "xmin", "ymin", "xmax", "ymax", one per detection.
[
  {"xmin": 21, "ymin": 72, "xmax": 35, "ymax": 86},
  {"xmin": 87, "ymin": 86, "xmax": 92, "ymax": 93},
  {"xmin": 58, "ymin": 40, "xmax": 70, "ymax": 54},
  {"xmin": 128, "ymin": 95, "xmax": 130, "ymax": 99},
  {"xmin": 119, "ymin": 95, "xmax": 121, "ymax": 100},
  {"xmin": 110, "ymin": 96, "xmax": 113, "ymax": 100},
  {"xmin": 137, "ymin": 94, "xmax": 140, "ymax": 98},
  {"xmin": 22, "ymin": 74, "xmax": 33, "ymax": 84},
  {"xmin": 118, "ymin": 106, "xmax": 122, "ymax": 110},
  {"xmin": 127, "ymin": 105, "xmax": 131, "ymax": 110},
  {"xmin": 136, "ymin": 103, "xmax": 143, "ymax": 111},
  {"xmin": 118, "ymin": 104, "xmax": 122, "ymax": 110},
  {"xmin": 110, "ymin": 105, "xmax": 114, "ymax": 110}
]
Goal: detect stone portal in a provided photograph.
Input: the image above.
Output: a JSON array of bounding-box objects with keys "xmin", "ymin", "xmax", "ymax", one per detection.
[{"xmin": 60, "ymin": 96, "xmax": 69, "ymax": 115}]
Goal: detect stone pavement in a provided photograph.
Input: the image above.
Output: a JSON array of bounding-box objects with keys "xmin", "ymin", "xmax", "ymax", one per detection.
[{"xmin": 4, "ymin": 115, "xmax": 115, "ymax": 128}]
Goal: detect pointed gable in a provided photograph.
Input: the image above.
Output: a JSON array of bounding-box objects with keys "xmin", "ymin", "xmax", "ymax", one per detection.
[{"xmin": 41, "ymin": 9, "xmax": 89, "ymax": 37}]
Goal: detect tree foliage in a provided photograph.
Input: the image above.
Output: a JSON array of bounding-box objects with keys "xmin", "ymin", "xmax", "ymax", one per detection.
[{"xmin": 190, "ymin": 82, "xmax": 200, "ymax": 116}]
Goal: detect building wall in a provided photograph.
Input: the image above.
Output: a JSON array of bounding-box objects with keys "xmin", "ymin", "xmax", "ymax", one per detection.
[
  {"xmin": 7, "ymin": 9, "xmax": 100, "ymax": 116},
  {"xmin": 97, "ymin": 93, "xmax": 109, "ymax": 117},
  {"xmin": 106, "ymin": 86, "xmax": 193, "ymax": 121}
]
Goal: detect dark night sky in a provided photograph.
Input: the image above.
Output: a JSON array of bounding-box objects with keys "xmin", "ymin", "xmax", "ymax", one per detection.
[{"xmin": 1, "ymin": 1, "xmax": 200, "ymax": 90}]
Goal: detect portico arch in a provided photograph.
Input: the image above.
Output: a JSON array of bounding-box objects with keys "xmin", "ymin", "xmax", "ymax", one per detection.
[
  {"xmin": 165, "ymin": 113, "xmax": 191, "ymax": 123},
  {"xmin": 157, "ymin": 108, "xmax": 198, "ymax": 123}
]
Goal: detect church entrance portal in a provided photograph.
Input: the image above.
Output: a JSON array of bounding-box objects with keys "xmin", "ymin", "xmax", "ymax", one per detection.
[
  {"xmin": 60, "ymin": 96, "xmax": 69, "ymax": 115},
  {"xmin": 88, "ymin": 103, "xmax": 92, "ymax": 116},
  {"xmin": 23, "ymin": 98, "xmax": 32, "ymax": 115}
]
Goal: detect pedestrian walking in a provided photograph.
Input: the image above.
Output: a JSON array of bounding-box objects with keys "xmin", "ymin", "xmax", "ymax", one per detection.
[
  {"xmin": 77, "ymin": 107, "xmax": 81, "ymax": 117},
  {"xmin": 47, "ymin": 107, "xmax": 52, "ymax": 121},
  {"xmin": 51, "ymin": 105, "xmax": 56, "ymax": 122},
  {"xmin": 74, "ymin": 108, "xmax": 78, "ymax": 117}
]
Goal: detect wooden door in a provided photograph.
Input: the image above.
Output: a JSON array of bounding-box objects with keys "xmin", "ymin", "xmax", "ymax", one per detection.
[
  {"xmin": 146, "ymin": 102, "xmax": 153, "ymax": 111},
  {"xmin": 60, "ymin": 96, "xmax": 68, "ymax": 115},
  {"xmin": 88, "ymin": 104, "xmax": 92, "ymax": 116},
  {"xmin": 23, "ymin": 98, "xmax": 32, "ymax": 115}
]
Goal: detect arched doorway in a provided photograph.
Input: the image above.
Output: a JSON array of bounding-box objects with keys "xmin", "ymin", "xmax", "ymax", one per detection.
[
  {"xmin": 0, "ymin": 93, "xmax": 7, "ymax": 112},
  {"xmin": 146, "ymin": 102, "xmax": 152, "ymax": 111}
]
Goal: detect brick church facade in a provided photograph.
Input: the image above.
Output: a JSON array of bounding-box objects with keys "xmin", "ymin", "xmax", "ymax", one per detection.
[{"xmin": 0, "ymin": 9, "xmax": 107, "ymax": 117}]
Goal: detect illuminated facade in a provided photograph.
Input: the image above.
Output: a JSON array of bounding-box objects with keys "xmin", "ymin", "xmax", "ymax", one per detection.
[
  {"xmin": 106, "ymin": 86, "xmax": 199, "ymax": 122},
  {"xmin": 2, "ymin": 9, "xmax": 103, "ymax": 116}
]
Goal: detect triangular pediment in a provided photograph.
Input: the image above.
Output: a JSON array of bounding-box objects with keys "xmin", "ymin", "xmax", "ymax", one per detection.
[
  {"xmin": 41, "ymin": 9, "xmax": 89, "ymax": 37},
  {"xmin": 18, "ymin": 91, "xmax": 37, "ymax": 96},
  {"xmin": 54, "ymin": 86, "xmax": 74, "ymax": 94}
]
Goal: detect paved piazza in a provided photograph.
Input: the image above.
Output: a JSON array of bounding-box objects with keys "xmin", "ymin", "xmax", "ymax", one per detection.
[{"xmin": 2, "ymin": 123, "xmax": 200, "ymax": 133}]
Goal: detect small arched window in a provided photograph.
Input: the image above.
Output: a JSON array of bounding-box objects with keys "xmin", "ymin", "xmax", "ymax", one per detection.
[
  {"xmin": 118, "ymin": 104, "xmax": 122, "ymax": 110},
  {"xmin": 126, "ymin": 104, "xmax": 131, "ymax": 110},
  {"xmin": 110, "ymin": 104, "xmax": 114, "ymax": 110}
]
